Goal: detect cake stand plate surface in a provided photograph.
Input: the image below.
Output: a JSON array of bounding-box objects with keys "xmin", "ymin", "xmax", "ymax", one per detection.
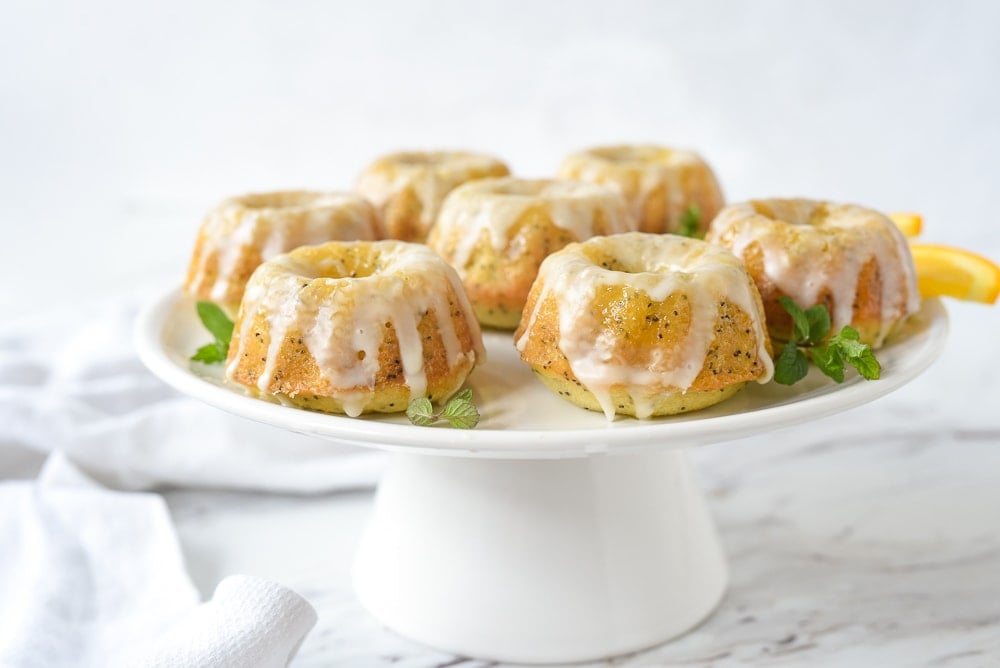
[
  {"xmin": 135, "ymin": 288, "xmax": 948, "ymax": 664},
  {"xmin": 136, "ymin": 288, "xmax": 948, "ymax": 460}
]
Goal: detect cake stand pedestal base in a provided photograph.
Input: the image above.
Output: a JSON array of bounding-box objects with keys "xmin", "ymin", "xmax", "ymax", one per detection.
[
  {"xmin": 353, "ymin": 448, "xmax": 727, "ymax": 664},
  {"xmin": 138, "ymin": 289, "xmax": 947, "ymax": 665}
]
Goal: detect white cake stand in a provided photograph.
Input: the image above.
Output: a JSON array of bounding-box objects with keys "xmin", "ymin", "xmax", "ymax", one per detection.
[{"xmin": 135, "ymin": 288, "xmax": 948, "ymax": 664}]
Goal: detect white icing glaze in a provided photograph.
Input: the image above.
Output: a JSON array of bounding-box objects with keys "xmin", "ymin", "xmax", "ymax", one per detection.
[
  {"xmin": 558, "ymin": 145, "xmax": 710, "ymax": 228},
  {"xmin": 187, "ymin": 191, "xmax": 377, "ymax": 304},
  {"xmin": 432, "ymin": 177, "xmax": 635, "ymax": 273},
  {"xmin": 226, "ymin": 241, "xmax": 484, "ymax": 417},
  {"xmin": 517, "ymin": 233, "xmax": 774, "ymax": 419},
  {"xmin": 708, "ymin": 199, "xmax": 920, "ymax": 346},
  {"xmin": 355, "ymin": 151, "xmax": 508, "ymax": 232}
]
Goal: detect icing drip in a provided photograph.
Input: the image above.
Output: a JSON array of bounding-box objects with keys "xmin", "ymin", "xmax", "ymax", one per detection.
[
  {"xmin": 434, "ymin": 178, "xmax": 635, "ymax": 273},
  {"xmin": 355, "ymin": 151, "xmax": 509, "ymax": 229},
  {"xmin": 709, "ymin": 199, "xmax": 920, "ymax": 346},
  {"xmin": 558, "ymin": 145, "xmax": 713, "ymax": 230},
  {"xmin": 517, "ymin": 234, "xmax": 773, "ymax": 420},
  {"xmin": 188, "ymin": 192, "xmax": 377, "ymax": 304},
  {"xmin": 226, "ymin": 241, "xmax": 484, "ymax": 417}
]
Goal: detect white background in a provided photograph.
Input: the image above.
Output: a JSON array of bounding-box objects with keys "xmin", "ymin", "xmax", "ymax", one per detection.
[{"xmin": 2, "ymin": 0, "xmax": 998, "ymax": 314}]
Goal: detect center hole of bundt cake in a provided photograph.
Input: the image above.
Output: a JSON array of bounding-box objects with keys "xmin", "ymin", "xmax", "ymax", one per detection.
[
  {"xmin": 585, "ymin": 248, "xmax": 642, "ymax": 274},
  {"xmin": 592, "ymin": 146, "xmax": 674, "ymax": 166},
  {"xmin": 584, "ymin": 241, "xmax": 701, "ymax": 276},
  {"xmin": 488, "ymin": 179, "xmax": 596, "ymax": 199},
  {"xmin": 487, "ymin": 179, "xmax": 550, "ymax": 197},
  {"xmin": 750, "ymin": 199, "xmax": 829, "ymax": 227},
  {"xmin": 240, "ymin": 192, "xmax": 324, "ymax": 211},
  {"xmin": 394, "ymin": 152, "xmax": 459, "ymax": 166},
  {"xmin": 300, "ymin": 253, "xmax": 379, "ymax": 280}
]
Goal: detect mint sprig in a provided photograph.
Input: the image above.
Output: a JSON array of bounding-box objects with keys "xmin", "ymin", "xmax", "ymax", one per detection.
[
  {"xmin": 773, "ymin": 338, "xmax": 808, "ymax": 385},
  {"xmin": 773, "ymin": 296, "xmax": 881, "ymax": 385},
  {"xmin": 406, "ymin": 388, "xmax": 480, "ymax": 429},
  {"xmin": 677, "ymin": 204, "xmax": 702, "ymax": 238},
  {"xmin": 191, "ymin": 301, "xmax": 234, "ymax": 364}
]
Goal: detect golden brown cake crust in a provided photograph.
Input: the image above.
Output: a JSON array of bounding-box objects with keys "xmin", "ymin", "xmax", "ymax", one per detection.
[
  {"xmin": 225, "ymin": 240, "xmax": 484, "ymax": 416},
  {"xmin": 355, "ymin": 151, "xmax": 510, "ymax": 243},
  {"xmin": 184, "ymin": 191, "xmax": 378, "ymax": 310},
  {"xmin": 705, "ymin": 199, "xmax": 920, "ymax": 348},
  {"xmin": 557, "ymin": 145, "xmax": 724, "ymax": 235},
  {"xmin": 427, "ymin": 178, "xmax": 635, "ymax": 330},
  {"xmin": 515, "ymin": 233, "xmax": 773, "ymax": 419}
]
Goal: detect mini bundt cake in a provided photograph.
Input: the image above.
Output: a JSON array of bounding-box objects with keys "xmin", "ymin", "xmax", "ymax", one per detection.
[
  {"xmin": 427, "ymin": 177, "xmax": 636, "ymax": 329},
  {"xmin": 515, "ymin": 233, "xmax": 773, "ymax": 419},
  {"xmin": 185, "ymin": 191, "xmax": 378, "ymax": 310},
  {"xmin": 557, "ymin": 144, "xmax": 724, "ymax": 235},
  {"xmin": 355, "ymin": 151, "xmax": 510, "ymax": 242},
  {"xmin": 705, "ymin": 199, "xmax": 920, "ymax": 348},
  {"xmin": 225, "ymin": 240, "xmax": 485, "ymax": 417}
]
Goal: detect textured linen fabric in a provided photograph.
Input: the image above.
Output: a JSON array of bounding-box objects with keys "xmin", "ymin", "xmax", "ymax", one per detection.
[
  {"xmin": 0, "ymin": 298, "xmax": 386, "ymax": 491},
  {"xmin": 0, "ymin": 455, "xmax": 316, "ymax": 667}
]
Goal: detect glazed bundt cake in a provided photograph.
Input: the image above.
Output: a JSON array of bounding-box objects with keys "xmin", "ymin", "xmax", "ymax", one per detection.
[
  {"xmin": 225, "ymin": 240, "xmax": 485, "ymax": 417},
  {"xmin": 557, "ymin": 144, "xmax": 724, "ymax": 235},
  {"xmin": 705, "ymin": 199, "xmax": 920, "ymax": 347},
  {"xmin": 427, "ymin": 177, "xmax": 636, "ymax": 329},
  {"xmin": 185, "ymin": 191, "xmax": 378, "ymax": 310},
  {"xmin": 355, "ymin": 150, "xmax": 510, "ymax": 242},
  {"xmin": 515, "ymin": 233, "xmax": 773, "ymax": 419}
]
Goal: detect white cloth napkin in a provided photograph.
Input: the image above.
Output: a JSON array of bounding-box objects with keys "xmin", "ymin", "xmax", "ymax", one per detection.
[
  {"xmin": 0, "ymin": 454, "xmax": 316, "ymax": 667},
  {"xmin": 0, "ymin": 298, "xmax": 386, "ymax": 491},
  {"xmin": 136, "ymin": 576, "xmax": 317, "ymax": 668}
]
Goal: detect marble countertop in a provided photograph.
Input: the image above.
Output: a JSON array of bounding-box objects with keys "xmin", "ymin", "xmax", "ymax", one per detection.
[{"xmin": 163, "ymin": 302, "xmax": 1000, "ymax": 667}]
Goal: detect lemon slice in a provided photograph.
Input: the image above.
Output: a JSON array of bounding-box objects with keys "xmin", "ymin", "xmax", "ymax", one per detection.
[
  {"xmin": 888, "ymin": 212, "xmax": 923, "ymax": 238},
  {"xmin": 910, "ymin": 244, "xmax": 1000, "ymax": 304}
]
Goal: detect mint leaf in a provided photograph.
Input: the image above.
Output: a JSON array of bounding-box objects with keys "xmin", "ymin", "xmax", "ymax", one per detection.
[
  {"xmin": 778, "ymin": 296, "xmax": 809, "ymax": 342},
  {"xmin": 847, "ymin": 348, "xmax": 881, "ymax": 380},
  {"xmin": 810, "ymin": 345, "xmax": 844, "ymax": 382},
  {"xmin": 774, "ymin": 342, "xmax": 809, "ymax": 385},
  {"xmin": 770, "ymin": 305, "xmax": 882, "ymax": 386},
  {"xmin": 191, "ymin": 341, "xmax": 228, "ymax": 364},
  {"xmin": 829, "ymin": 328, "xmax": 881, "ymax": 380},
  {"xmin": 405, "ymin": 397, "xmax": 436, "ymax": 426},
  {"xmin": 830, "ymin": 326, "xmax": 865, "ymax": 353},
  {"xmin": 451, "ymin": 388, "xmax": 474, "ymax": 404},
  {"xmin": 196, "ymin": 301, "xmax": 234, "ymax": 344},
  {"xmin": 441, "ymin": 396, "xmax": 480, "ymax": 430},
  {"xmin": 805, "ymin": 305, "xmax": 831, "ymax": 342},
  {"xmin": 677, "ymin": 205, "xmax": 701, "ymax": 238},
  {"xmin": 191, "ymin": 301, "xmax": 235, "ymax": 364},
  {"xmin": 407, "ymin": 390, "xmax": 481, "ymax": 429}
]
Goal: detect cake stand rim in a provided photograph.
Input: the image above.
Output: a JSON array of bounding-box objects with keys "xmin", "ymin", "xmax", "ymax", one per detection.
[{"xmin": 134, "ymin": 285, "xmax": 949, "ymax": 460}]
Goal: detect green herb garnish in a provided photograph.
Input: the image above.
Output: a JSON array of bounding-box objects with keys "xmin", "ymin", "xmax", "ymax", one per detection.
[
  {"xmin": 677, "ymin": 204, "xmax": 702, "ymax": 238},
  {"xmin": 406, "ymin": 388, "xmax": 480, "ymax": 429},
  {"xmin": 191, "ymin": 301, "xmax": 234, "ymax": 364},
  {"xmin": 773, "ymin": 296, "xmax": 881, "ymax": 385}
]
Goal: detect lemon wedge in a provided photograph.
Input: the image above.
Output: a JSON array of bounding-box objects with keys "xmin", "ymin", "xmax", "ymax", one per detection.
[
  {"xmin": 888, "ymin": 212, "xmax": 923, "ymax": 238},
  {"xmin": 910, "ymin": 244, "xmax": 1000, "ymax": 304}
]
